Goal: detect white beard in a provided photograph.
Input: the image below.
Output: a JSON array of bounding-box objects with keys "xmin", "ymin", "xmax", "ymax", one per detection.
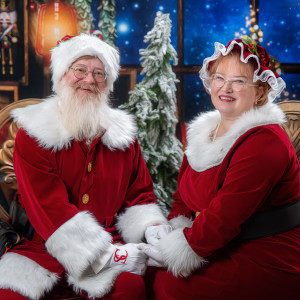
[{"xmin": 56, "ymin": 79, "xmax": 109, "ymax": 141}]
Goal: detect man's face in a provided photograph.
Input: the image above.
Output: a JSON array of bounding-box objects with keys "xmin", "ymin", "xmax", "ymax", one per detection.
[{"xmin": 64, "ymin": 57, "xmax": 107, "ymax": 98}]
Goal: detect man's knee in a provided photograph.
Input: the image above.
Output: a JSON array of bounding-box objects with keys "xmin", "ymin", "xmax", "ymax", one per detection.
[{"xmin": 0, "ymin": 288, "xmax": 28, "ymax": 300}]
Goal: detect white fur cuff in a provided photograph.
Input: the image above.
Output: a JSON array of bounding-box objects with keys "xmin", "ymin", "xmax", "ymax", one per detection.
[
  {"xmin": 116, "ymin": 203, "xmax": 168, "ymax": 243},
  {"xmin": 159, "ymin": 228, "xmax": 207, "ymax": 277},
  {"xmin": 68, "ymin": 267, "xmax": 122, "ymax": 299},
  {"xmin": 169, "ymin": 215, "xmax": 193, "ymax": 229},
  {"xmin": 46, "ymin": 211, "xmax": 112, "ymax": 279},
  {"xmin": 0, "ymin": 252, "xmax": 58, "ymax": 300}
]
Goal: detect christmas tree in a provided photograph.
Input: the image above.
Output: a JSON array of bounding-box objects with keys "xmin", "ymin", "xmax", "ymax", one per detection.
[
  {"xmin": 98, "ymin": 0, "xmax": 118, "ymax": 47},
  {"xmin": 121, "ymin": 11, "xmax": 183, "ymax": 213}
]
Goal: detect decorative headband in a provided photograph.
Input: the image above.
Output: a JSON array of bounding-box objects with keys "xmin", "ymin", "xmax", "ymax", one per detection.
[{"xmin": 199, "ymin": 37, "xmax": 286, "ymax": 101}]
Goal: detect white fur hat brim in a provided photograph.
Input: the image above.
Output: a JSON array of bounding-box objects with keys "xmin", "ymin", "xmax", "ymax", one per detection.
[{"xmin": 50, "ymin": 34, "xmax": 120, "ymax": 92}]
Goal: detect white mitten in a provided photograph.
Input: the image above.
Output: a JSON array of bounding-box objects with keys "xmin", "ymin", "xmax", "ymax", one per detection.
[
  {"xmin": 107, "ymin": 243, "xmax": 148, "ymax": 275},
  {"xmin": 145, "ymin": 225, "xmax": 172, "ymax": 246},
  {"xmin": 138, "ymin": 243, "xmax": 165, "ymax": 268}
]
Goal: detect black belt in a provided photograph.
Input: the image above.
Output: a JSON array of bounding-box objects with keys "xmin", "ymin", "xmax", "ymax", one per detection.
[{"xmin": 234, "ymin": 198, "xmax": 300, "ymax": 242}]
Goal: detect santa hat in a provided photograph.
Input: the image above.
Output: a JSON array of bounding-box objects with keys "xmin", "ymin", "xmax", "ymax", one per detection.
[
  {"xmin": 199, "ymin": 37, "xmax": 286, "ymax": 101},
  {"xmin": 50, "ymin": 34, "xmax": 120, "ymax": 93}
]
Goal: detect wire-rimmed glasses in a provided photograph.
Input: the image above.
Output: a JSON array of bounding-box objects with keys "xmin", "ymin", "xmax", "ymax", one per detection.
[
  {"xmin": 210, "ymin": 74, "xmax": 258, "ymax": 92},
  {"xmin": 70, "ymin": 66, "xmax": 107, "ymax": 83}
]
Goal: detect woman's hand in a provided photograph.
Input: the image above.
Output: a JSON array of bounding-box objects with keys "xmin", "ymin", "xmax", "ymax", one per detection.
[{"xmin": 145, "ymin": 224, "xmax": 172, "ymax": 246}]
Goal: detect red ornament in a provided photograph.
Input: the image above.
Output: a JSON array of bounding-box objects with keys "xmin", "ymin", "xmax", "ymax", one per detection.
[
  {"xmin": 89, "ymin": 30, "xmax": 103, "ymax": 40},
  {"xmin": 29, "ymin": 2, "xmax": 36, "ymax": 11}
]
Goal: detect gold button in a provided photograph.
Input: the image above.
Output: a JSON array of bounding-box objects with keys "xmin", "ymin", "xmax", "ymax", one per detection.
[
  {"xmin": 87, "ymin": 162, "xmax": 92, "ymax": 173},
  {"xmin": 82, "ymin": 194, "xmax": 89, "ymax": 204},
  {"xmin": 195, "ymin": 211, "xmax": 200, "ymax": 217}
]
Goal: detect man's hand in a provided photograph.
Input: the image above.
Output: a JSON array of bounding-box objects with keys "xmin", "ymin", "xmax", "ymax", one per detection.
[
  {"xmin": 108, "ymin": 243, "xmax": 148, "ymax": 275},
  {"xmin": 145, "ymin": 224, "xmax": 172, "ymax": 246},
  {"xmin": 138, "ymin": 243, "xmax": 165, "ymax": 268}
]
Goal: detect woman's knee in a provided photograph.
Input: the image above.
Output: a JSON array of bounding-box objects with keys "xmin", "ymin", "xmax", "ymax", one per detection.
[
  {"xmin": 144, "ymin": 267, "xmax": 178, "ymax": 300},
  {"xmin": 103, "ymin": 272, "xmax": 146, "ymax": 300}
]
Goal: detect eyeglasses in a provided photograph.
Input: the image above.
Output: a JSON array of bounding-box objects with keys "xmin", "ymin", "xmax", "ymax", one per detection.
[
  {"xmin": 210, "ymin": 74, "xmax": 258, "ymax": 92},
  {"xmin": 70, "ymin": 66, "xmax": 107, "ymax": 83}
]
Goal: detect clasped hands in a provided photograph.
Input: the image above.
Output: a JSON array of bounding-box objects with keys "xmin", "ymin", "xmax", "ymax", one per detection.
[
  {"xmin": 106, "ymin": 225, "xmax": 172, "ymax": 275},
  {"xmin": 138, "ymin": 224, "xmax": 172, "ymax": 267}
]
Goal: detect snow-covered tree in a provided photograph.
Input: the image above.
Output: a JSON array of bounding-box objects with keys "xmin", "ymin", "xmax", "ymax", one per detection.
[
  {"xmin": 67, "ymin": 0, "xmax": 93, "ymax": 33},
  {"xmin": 98, "ymin": 0, "xmax": 118, "ymax": 47},
  {"xmin": 121, "ymin": 11, "xmax": 183, "ymax": 213}
]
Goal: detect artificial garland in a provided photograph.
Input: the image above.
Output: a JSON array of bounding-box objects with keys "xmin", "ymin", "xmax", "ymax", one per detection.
[
  {"xmin": 98, "ymin": 0, "xmax": 118, "ymax": 47},
  {"xmin": 66, "ymin": 0, "xmax": 93, "ymax": 33}
]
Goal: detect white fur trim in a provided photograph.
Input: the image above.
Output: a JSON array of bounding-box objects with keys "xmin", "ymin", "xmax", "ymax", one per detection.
[
  {"xmin": 0, "ymin": 252, "xmax": 58, "ymax": 299},
  {"xmin": 11, "ymin": 97, "xmax": 71, "ymax": 151},
  {"xmin": 116, "ymin": 203, "xmax": 168, "ymax": 243},
  {"xmin": 51, "ymin": 34, "xmax": 120, "ymax": 93},
  {"xmin": 159, "ymin": 228, "xmax": 207, "ymax": 277},
  {"xmin": 68, "ymin": 267, "xmax": 121, "ymax": 299},
  {"xmin": 11, "ymin": 97, "xmax": 137, "ymax": 151},
  {"xmin": 185, "ymin": 102, "xmax": 286, "ymax": 172},
  {"xmin": 100, "ymin": 105, "xmax": 137, "ymax": 151},
  {"xmin": 45, "ymin": 211, "xmax": 112, "ymax": 280},
  {"xmin": 199, "ymin": 40, "xmax": 286, "ymax": 101},
  {"xmin": 169, "ymin": 215, "xmax": 193, "ymax": 229}
]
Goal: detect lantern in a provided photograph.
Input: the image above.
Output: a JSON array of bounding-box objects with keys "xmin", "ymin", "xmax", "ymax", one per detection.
[{"xmin": 35, "ymin": 0, "xmax": 78, "ymax": 66}]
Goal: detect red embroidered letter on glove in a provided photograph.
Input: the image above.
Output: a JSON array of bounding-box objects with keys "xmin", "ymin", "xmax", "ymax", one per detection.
[{"xmin": 113, "ymin": 249, "xmax": 128, "ymax": 264}]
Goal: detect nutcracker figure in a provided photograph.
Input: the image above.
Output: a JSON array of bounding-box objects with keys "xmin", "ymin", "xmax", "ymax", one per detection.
[{"xmin": 0, "ymin": 0, "xmax": 18, "ymax": 76}]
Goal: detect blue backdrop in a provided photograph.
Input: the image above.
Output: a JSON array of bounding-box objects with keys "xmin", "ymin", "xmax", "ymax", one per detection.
[{"xmin": 91, "ymin": 0, "xmax": 300, "ymax": 121}]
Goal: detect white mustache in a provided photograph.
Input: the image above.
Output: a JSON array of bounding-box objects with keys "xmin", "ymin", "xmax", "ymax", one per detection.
[{"xmin": 72, "ymin": 82, "xmax": 100, "ymax": 94}]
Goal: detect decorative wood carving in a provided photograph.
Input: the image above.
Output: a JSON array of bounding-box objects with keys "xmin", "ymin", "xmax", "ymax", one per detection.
[
  {"xmin": 277, "ymin": 101, "xmax": 300, "ymax": 162},
  {"xmin": 0, "ymin": 99, "xmax": 42, "ymax": 191},
  {"xmin": 0, "ymin": 121, "xmax": 19, "ymax": 189}
]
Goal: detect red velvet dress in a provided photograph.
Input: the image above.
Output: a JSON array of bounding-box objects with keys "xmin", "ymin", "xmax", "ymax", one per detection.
[{"xmin": 146, "ymin": 106, "xmax": 300, "ymax": 300}]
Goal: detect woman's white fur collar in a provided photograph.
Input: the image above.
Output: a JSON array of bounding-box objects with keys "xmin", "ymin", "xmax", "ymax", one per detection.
[
  {"xmin": 11, "ymin": 97, "xmax": 137, "ymax": 152},
  {"xmin": 185, "ymin": 102, "xmax": 286, "ymax": 172}
]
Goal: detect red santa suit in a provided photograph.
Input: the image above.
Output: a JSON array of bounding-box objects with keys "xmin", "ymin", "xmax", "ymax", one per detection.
[
  {"xmin": 145, "ymin": 102, "xmax": 300, "ymax": 300},
  {"xmin": 0, "ymin": 96, "xmax": 168, "ymax": 299}
]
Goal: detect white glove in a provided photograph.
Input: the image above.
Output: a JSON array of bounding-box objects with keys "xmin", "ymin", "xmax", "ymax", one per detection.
[
  {"xmin": 107, "ymin": 243, "xmax": 148, "ymax": 275},
  {"xmin": 145, "ymin": 224, "xmax": 172, "ymax": 246},
  {"xmin": 138, "ymin": 243, "xmax": 165, "ymax": 268}
]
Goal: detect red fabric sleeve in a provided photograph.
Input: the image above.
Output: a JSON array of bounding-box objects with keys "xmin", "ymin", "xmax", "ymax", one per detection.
[
  {"xmin": 184, "ymin": 127, "xmax": 300, "ymax": 257},
  {"xmin": 13, "ymin": 129, "xmax": 78, "ymax": 241},
  {"xmin": 122, "ymin": 139, "xmax": 157, "ymax": 209}
]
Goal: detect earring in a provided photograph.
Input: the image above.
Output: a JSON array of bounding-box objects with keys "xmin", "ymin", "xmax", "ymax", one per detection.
[{"xmin": 255, "ymin": 99, "xmax": 259, "ymax": 105}]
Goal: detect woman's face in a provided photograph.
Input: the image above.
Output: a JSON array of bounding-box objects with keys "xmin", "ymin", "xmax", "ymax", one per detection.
[{"xmin": 210, "ymin": 54, "xmax": 262, "ymax": 121}]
